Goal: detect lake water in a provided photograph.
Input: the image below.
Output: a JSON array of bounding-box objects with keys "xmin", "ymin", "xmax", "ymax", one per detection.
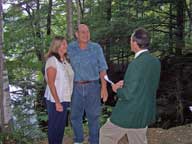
[{"xmin": 9, "ymin": 85, "xmax": 46, "ymax": 139}]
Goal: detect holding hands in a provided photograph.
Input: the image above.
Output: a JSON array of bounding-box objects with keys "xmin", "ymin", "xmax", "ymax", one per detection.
[{"xmin": 112, "ymin": 80, "xmax": 124, "ymax": 93}]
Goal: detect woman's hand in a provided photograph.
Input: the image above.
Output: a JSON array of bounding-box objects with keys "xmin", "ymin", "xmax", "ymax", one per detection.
[
  {"xmin": 112, "ymin": 80, "xmax": 124, "ymax": 93},
  {"xmin": 55, "ymin": 103, "xmax": 63, "ymax": 112}
]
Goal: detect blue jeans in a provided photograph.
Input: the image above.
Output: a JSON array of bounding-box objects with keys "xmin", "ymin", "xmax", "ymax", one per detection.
[
  {"xmin": 71, "ymin": 81, "xmax": 101, "ymax": 144},
  {"xmin": 46, "ymin": 100, "xmax": 70, "ymax": 144}
]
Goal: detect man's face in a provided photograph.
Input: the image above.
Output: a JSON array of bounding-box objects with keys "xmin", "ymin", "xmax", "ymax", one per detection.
[{"xmin": 76, "ymin": 25, "xmax": 90, "ymax": 43}]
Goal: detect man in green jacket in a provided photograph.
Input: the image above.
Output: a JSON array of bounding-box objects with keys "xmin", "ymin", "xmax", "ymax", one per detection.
[{"xmin": 99, "ymin": 28, "xmax": 161, "ymax": 144}]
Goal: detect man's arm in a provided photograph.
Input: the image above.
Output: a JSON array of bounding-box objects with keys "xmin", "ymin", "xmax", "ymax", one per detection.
[
  {"xmin": 100, "ymin": 70, "xmax": 108, "ymax": 102},
  {"xmin": 116, "ymin": 62, "xmax": 139, "ymax": 100}
]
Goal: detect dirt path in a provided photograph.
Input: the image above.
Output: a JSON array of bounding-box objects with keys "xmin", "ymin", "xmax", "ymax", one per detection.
[
  {"xmin": 40, "ymin": 124, "xmax": 192, "ymax": 144},
  {"xmin": 147, "ymin": 124, "xmax": 192, "ymax": 144}
]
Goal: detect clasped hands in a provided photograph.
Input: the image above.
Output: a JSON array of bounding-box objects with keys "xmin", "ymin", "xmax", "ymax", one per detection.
[{"xmin": 112, "ymin": 80, "xmax": 124, "ymax": 93}]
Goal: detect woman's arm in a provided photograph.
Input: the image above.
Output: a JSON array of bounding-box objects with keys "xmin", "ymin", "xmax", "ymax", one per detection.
[{"xmin": 47, "ymin": 67, "xmax": 63, "ymax": 112}]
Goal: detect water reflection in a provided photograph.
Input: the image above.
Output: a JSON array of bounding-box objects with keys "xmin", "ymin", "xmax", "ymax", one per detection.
[{"xmin": 9, "ymin": 85, "xmax": 46, "ymax": 139}]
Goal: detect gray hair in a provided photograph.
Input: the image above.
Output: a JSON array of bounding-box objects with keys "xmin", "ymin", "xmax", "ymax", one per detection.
[{"xmin": 131, "ymin": 28, "xmax": 150, "ymax": 49}]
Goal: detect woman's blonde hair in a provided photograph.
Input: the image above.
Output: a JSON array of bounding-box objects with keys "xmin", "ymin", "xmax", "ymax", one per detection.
[{"xmin": 45, "ymin": 36, "xmax": 68, "ymax": 62}]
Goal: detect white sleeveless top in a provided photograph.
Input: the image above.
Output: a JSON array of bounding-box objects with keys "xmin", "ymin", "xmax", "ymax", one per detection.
[{"xmin": 44, "ymin": 56, "xmax": 74, "ymax": 102}]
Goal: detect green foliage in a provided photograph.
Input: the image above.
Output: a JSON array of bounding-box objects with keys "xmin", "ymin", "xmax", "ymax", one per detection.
[
  {"xmin": 2, "ymin": 0, "xmax": 192, "ymax": 141},
  {"xmin": 0, "ymin": 129, "xmax": 46, "ymax": 144},
  {"xmin": 100, "ymin": 105, "xmax": 113, "ymax": 125},
  {"xmin": 10, "ymin": 91, "xmax": 46, "ymax": 143},
  {"xmin": 36, "ymin": 111, "xmax": 48, "ymax": 122},
  {"xmin": 4, "ymin": 0, "xmax": 192, "ymax": 87}
]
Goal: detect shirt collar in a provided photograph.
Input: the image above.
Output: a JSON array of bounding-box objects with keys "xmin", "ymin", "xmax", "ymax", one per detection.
[{"xmin": 134, "ymin": 49, "xmax": 148, "ymax": 59}]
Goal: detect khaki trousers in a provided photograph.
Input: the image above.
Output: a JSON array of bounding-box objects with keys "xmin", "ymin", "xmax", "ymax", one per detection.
[{"xmin": 99, "ymin": 120, "xmax": 148, "ymax": 144}]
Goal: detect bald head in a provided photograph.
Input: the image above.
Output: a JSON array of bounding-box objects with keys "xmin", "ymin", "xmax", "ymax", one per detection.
[{"xmin": 77, "ymin": 24, "xmax": 89, "ymax": 32}]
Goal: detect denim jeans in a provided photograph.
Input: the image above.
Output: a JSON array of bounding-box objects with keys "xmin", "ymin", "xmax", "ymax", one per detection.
[
  {"xmin": 46, "ymin": 100, "xmax": 70, "ymax": 144},
  {"xmin": 71, "ymin": 80, "xmax": 101, "ymax": 144}
]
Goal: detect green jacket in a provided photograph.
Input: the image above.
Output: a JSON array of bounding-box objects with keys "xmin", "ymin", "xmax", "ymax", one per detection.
[{"xmin": 110, "ymin": 51, "xmax": 161, "ymax": 128}]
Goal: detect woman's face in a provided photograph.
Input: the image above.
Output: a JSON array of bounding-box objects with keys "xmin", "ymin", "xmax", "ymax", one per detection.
[{"xmin": 58, "ymin": 40, "xmax": 67, "ymax": 58}]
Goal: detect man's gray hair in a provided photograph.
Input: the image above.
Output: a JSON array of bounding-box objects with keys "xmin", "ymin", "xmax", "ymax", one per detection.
[{"xmin": 131, "ymin": 28, "xmax": 150, "ymax": 49}]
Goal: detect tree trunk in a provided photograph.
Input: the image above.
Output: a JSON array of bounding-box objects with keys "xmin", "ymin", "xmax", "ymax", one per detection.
[
  {"xmin": 169, "ymin": 2, "xmax": 173, "ymax": 54},
  {"xmin": 36, "ymin": 0, "xmax": 41, "ymax": 39},
  {"xmin": 105, "ymin": 0, "xmax": 112, "ymax": 63},
  {"xmin": 79, "ymin": 0, "xmax": 85, "ymax": 20},
  {"xmin": 35, "ymin": 0, "xmax": 44, "ymax": 61},
  {"xmin": 106, "ymin": 0, "xmax": 112, "ymax": 21},
  {"xmin": 190, "ymin": 0, "xmax": 192, "ymax": 36},
  {"xmin": 2, "ymin": 67, "xmax": 13, "ymax": 132},
  {"xmin": 0, "ymin": 0, "xmax": 12, "ymax": 132},
  {"xmin": 75, "ymin": 0, "xmax": 81, "ymax": 26},
  {"xmin": 184, "ymin": 0, "xmax": 192, "ymax": 37},
  {"xmin": 175, "ymin": 0, "xmax": 185, "ymax": 56},
  {"xmin": 0, "ymin": 0, "xmax": 4, "ymax": 132},
  {"xmin": 47, "ymin": 0, "xmax": 52, "ymax": 35},
  {"xmin": 66, "ymin": 0, "xmax": 73, "ymax": 40},
  {"xmin": 175, "ymin": 67, "xmax": 184, "ymax": 124}
]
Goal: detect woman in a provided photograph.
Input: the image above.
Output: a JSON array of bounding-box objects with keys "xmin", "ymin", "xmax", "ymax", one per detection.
[{"xmin": 44, "ymin": 36, "xmax": 74, "ymax": 144}]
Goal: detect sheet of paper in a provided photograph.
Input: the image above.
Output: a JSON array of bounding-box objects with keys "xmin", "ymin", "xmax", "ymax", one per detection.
[
  {"xmin": 189, "ymin": 106, "xmax": 192, "ymax": 112},
  {"xmin": 104, "ymin": 75, "xmax": 114, "ymax": 85}
]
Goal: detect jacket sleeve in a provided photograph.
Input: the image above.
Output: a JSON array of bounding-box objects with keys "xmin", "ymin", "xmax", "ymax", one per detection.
[{"xmin": 116, "ymin": 62, "xmax": 141, "ymax": 101}]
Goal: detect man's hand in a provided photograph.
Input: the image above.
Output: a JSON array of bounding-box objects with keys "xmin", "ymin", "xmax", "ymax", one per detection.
[
  {"xmin": 101, "ymin": 86, "xmax": 108, "ymax": 102},
  {"xmin": 112, "ymin": 80, "xmax": 124, "ymax": 93}
]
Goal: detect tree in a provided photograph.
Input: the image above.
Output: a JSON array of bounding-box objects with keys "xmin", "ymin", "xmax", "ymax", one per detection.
[
  {"xmin": 0, "ymin": 0, "xmax": 12, "ymax": 132},
  {"xmin": 75, "ymin": 0, "xmax": 81, "ymax": 26},
  {"xmin": 175, "ymin": 0, "xmax": 185, "ymax": 55},
  {"xmin": 185, "ymin": 0, "xmax": 192, "ymax": 37},
  {"xmin": 66, "ymin": 0, "xmax": 73, "ymax": 40},
  {"xmin": 0, "ymin": 0, "xmax": 4, "ymax": 132},
  {"xmin": 47, "ymin": 0, "xmax": 52, "ymax": 35},
  {"xmin": 2, "ymin": 0, "xmax": 192, "ymax": 136}
]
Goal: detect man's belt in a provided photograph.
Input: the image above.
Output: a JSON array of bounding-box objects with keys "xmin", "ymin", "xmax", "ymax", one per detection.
[{"xmin": 74, "ymin": 80, "xmax": 97, "ymax": 84}]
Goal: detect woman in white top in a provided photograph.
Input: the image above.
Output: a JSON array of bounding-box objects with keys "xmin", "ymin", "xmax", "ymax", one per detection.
[{"xmin": 44, "ymin": 36, "xmax": 74, "ymax": 144}]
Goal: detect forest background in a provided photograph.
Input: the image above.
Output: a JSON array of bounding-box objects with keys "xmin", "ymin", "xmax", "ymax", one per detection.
[{"xmin": 0, "ymin": 0, "xmax": 192, "ymax": 143}]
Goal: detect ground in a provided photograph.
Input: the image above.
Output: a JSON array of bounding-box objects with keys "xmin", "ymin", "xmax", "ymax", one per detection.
[
  {"xmin": 40, "ymin": 124, "xmax": 192, "ymax": 144},
  {"xmin": 147, "ymin": 124, "xmax": 192, "ymax": 144}
]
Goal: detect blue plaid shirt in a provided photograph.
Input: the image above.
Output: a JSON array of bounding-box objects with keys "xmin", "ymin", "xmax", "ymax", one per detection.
[{"xmin": 68, "ymin": 41, "xmax": 108, "ymax": 81}]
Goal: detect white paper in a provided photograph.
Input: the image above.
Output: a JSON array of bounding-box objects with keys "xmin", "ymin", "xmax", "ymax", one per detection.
[
  {"xmin": 104, "ymin": 75, "xmax": 114, "ymax": 85},
  {"xmin": 189, "ymin": 106, "xmax": 192, "ymax": 112}
]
